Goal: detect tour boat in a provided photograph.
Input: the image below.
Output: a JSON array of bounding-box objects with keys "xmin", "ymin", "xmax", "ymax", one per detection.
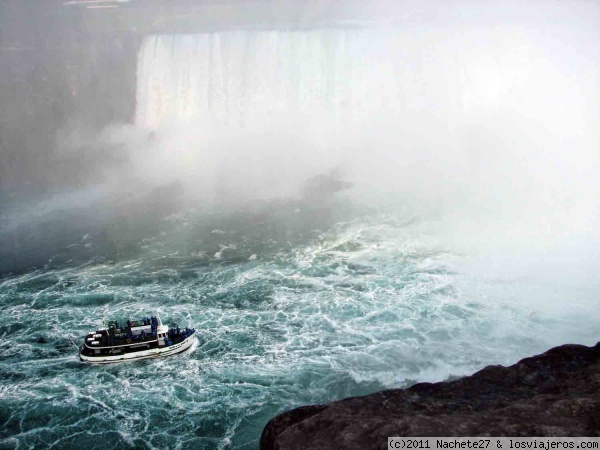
[{"xmin": 79, "ymin": 315, "xmax": 196, "ymax": 364}]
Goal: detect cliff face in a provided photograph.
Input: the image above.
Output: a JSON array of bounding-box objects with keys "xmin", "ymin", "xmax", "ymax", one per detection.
[{"xmin": 261, "ymin": 342, "xmax": 600, "ymax": 450}]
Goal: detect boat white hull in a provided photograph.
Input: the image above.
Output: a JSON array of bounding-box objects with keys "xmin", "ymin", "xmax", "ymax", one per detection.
[{"xmin": 80, "ymin": 334, "xmax": 196, "ymax": 364}]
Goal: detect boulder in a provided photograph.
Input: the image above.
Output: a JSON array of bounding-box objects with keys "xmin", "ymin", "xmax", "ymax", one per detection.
[{"xmin": 261, "ymin": 342, "xmax": 600, "ymax": 450}]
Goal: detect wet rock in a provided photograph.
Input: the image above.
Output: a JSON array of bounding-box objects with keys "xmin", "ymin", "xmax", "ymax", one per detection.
[{"xmin": 261, "ymin": 342, "xmax": 600, "ymax": 450}]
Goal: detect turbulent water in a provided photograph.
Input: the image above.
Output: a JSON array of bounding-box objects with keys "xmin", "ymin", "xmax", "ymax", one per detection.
[
  {"xmin": 2, "ymin": 26, "xmax": 600, "ymax": 450},
  {"xmin": 1, "ymin": 196, "xmax": 597, "ymax": 449}
]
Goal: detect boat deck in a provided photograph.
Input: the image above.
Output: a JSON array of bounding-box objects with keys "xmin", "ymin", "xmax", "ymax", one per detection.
[{"xmin": 80, "ymin": 315, "xmax": 195, "ymax": 360}]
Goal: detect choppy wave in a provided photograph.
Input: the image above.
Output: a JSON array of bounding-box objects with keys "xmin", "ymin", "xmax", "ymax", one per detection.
[{"xmin": 1, "ymin": 209, "xmax": 598, "ymax": 449}]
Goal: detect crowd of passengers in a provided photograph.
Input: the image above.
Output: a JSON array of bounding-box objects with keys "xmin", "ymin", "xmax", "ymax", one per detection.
[
  {"xmin": 118, "ymin": 326, "xmax": 195, "ymax": 345},
  {"xmin": 106, "ymin": 316, "xmax": 195, "ymax": 345},
  {"xmin": 167, "ymin": 327, "xmax": 196, "ymax": 345}
]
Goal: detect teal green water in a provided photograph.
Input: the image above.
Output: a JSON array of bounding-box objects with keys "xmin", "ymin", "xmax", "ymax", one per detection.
[{"xmin": 0, "ymin": 199, "xmax": 597, "ymax": 449}]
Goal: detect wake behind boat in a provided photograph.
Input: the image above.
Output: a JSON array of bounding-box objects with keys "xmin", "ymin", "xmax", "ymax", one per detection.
[{"xmin": 80, "ymin": 315, "xmax": 196, "ymax": 364}]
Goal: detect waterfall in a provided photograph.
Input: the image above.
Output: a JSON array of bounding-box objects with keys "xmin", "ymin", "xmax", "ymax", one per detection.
[
  {"xmin": 132, "ymin": 27, "xmax": 597, "ymax": 217},
  {"xmin": 135, "ymin": 29, "xmax": 461, "ymax": 131}
]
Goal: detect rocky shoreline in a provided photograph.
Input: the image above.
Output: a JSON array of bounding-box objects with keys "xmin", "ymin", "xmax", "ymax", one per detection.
[{"xmin": 261, "ymin": 342, "xmax": 600, "ymax": 450}]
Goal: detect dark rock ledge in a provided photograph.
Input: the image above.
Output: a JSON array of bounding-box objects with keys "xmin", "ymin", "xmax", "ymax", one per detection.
[{"xmin": 261, "ymin": 342, "xmax": 600, "ymax": 450}]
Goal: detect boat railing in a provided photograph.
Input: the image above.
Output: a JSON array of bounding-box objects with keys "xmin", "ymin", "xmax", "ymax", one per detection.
[{"xmin": 85, "ymin": 319, "xmax": 194, "ymax": 349}]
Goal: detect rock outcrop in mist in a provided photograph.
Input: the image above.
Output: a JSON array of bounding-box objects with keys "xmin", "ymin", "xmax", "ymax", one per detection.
[{"xmin": 261, "ymin": 341, "xmax": 600, "ymax": 449}]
